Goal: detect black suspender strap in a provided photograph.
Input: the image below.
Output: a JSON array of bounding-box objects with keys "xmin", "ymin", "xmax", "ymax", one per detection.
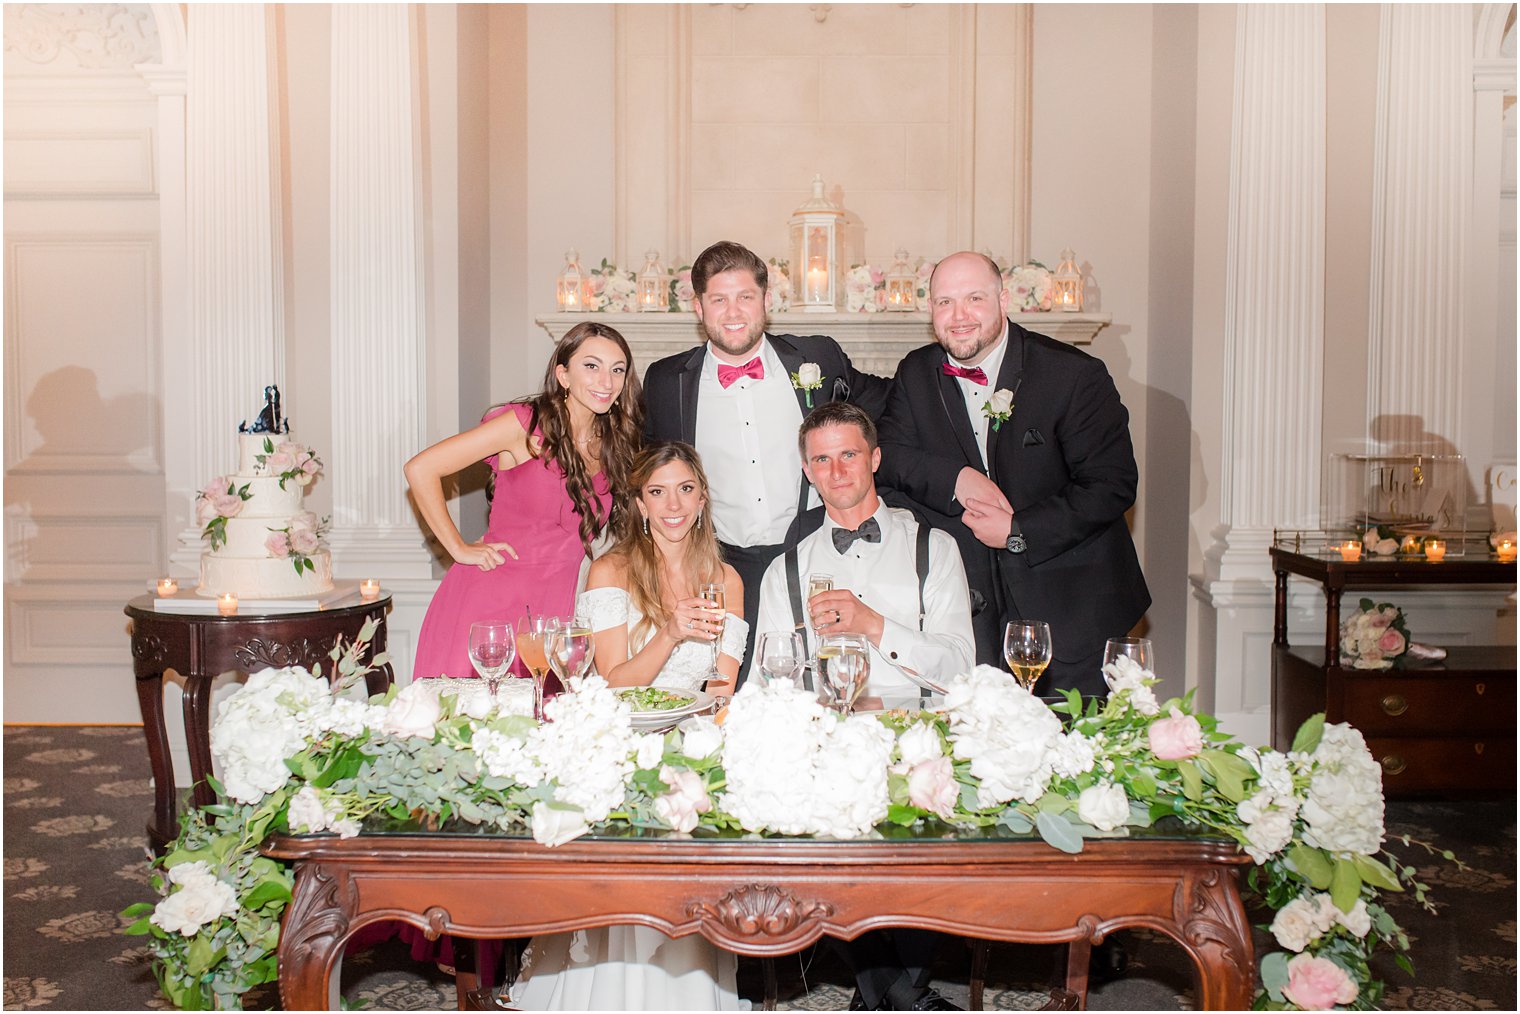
[
  {"xmin": 783, "ymin": 547, "xmax": 815, "ymax": 692},
  {"xmin": 914, "ymin": 521, "xmax": 932, "ymax": 701}
]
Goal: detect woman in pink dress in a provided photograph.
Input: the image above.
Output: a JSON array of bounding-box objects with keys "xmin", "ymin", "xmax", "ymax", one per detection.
[{"xmin": 406, "ymin": 322, "xmax": 644, "ymax": 682}]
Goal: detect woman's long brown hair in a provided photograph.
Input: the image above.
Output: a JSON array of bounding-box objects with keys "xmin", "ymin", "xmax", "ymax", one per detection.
[
  {"xmin": 606, "ymin": 442, "xmax": 725, "ymax": 646},
  {"xmin": 522, "ymin": 322, "xmax": 644, "ymax": 553}
]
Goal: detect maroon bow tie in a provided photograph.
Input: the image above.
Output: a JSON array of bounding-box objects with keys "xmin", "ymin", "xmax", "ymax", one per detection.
[
  {"xmin": 941, "ymin": 362, "xmax": 988, "ymax": 386},
  {"xmin": 717, "ymin": 357, "xmax": 765, "ymax": 388}
]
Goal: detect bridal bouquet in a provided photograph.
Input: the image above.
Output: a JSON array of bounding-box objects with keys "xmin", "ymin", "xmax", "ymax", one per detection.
[{"xmin": 1339, "ymin": 598, "xmax": 1410, "ymax": 669}]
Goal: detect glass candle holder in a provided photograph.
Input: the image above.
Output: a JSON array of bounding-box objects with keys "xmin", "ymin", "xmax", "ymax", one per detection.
[
  {"xmin": 1496, "ymin": 540, "xmax": 1516, "ymax": 564},
  {"xmin": 1423, "ymin": 540, "xmax": 1446, "ymax": 562},
  {"xmin": 217, "ymin": 593, "xmax": 238, "ymax": 616},
  {"xmin": 1338, "ymin": 540, "xmax": 1362, "ymax": 562},
  {"xmin": 156, "ymin": 578, "xmax": 179, "ymax": 597},
  {"xmin": 359, "ymin": 579, "xmax": 381, "ymax": 601}
]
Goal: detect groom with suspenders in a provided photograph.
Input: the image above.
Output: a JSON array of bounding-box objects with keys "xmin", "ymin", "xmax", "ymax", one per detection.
[{"xmin": 642, "ymin": 241, "xmax": 890, "ymax": 682}]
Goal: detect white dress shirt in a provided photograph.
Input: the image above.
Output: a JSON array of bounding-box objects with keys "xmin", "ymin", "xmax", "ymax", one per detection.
[
  {"xmin": 948, "ymin": 323, "xmax": 1010, "ymax": 466},
  {"xmin": 695, "ymin": 337, "xmax": 808, "ymax": 547},
  {"xmin": 753, "ymin": 502, "xmax": 976, "ymax": 695}
]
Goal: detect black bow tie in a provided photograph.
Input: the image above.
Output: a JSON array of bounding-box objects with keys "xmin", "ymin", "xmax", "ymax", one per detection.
[{"xmin": 831, "ymin": 517, "xmax": 881, "ymax": 554}]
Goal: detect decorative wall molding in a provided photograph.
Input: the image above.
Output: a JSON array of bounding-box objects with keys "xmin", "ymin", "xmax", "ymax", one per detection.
[
  {"xmin": 5, "ymin": 515, "xmax": 162, "ymax": 583},
  {"xmin": 3, "ymin": 128, "xmax": 155, "ymax": 196},
  {"xmin": 3, "ymin": 3, "xmax": 159, "ymax": 70}
]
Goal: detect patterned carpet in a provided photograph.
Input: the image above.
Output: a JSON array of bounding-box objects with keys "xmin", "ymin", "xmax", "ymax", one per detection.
[{"xmin": 4, "ymin": 724, "xmax": 1515, "ymax": 1011}]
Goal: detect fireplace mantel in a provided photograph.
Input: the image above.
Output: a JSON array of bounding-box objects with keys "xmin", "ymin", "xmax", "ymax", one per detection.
[{"xmin": 535, "ymin": 312, "xmax": 1112, "ymax": 376}]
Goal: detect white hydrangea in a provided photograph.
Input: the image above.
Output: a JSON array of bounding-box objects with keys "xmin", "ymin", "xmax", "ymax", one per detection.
[
  {"xmin": 895, "ymin": 722, "xmax": 945, "ymax": 769},
  {"xmin": 311, "ymin": 697, "xmax": 387, "ymax": 738},
  {"xmin": 210, "ymin": 666, "xmax": 330, "ymax": 804},
  {"xmin": 472, "ymin": 727, "xmax": 546, "ymax": 786},
  {"xmin": 1301, "ymin": 724, "xmax": 1385, "ymax": 856},
  {"xmin": 529, "ymin": 676, "xmax": 636, "ymax": 822},
  {"xmin": 810, "ymin": 717, "xmax": 895, "ymax": 838},
  {"xmin": 720, "ymin": 680, "xmax": 839, "ymax": 835},
  {"xmin": 943, "ymin": 666, "xmax": 1065, "ymax": 807},
  {"xmin": 1051, "ymin": 731, "xmax": 1097, "ymax": 779},
  {"xmin": 150, "ymin": 861, "xmax": 240, "ymax": 936},
  {"xmin": 1235, "ymin": 746, "xmax": 1301, "ymax": 864}
]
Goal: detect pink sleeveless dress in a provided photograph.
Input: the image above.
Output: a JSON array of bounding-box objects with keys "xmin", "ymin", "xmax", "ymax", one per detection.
[{"xmin": 412, "ymin": 402, "xmax": 612, "ymax": 681}]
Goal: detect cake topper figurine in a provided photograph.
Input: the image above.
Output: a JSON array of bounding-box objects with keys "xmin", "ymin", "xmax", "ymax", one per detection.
[{"xmin": 239, "ymin": 385, "xmax": 290, "ymax": 435}]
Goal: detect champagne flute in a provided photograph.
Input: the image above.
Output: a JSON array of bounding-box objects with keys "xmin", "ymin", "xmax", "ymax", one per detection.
[
  {"xmin": 757, "ymin": 630, "xmax": 806, "ymax": 686},
  {"xmin": 548, "ymin": 621, "xmax": 596, "ymax": 688},
  {"xmin": 468, "ymin": 622, "xmax": 516, "ymax": 702},
  {"xmin": 807, "ymin": 572, "xmax": 834, "ymax": 601},
  {"xmin": 817, "ymin": 633, "xmax": 870, "ymax": 714},
  {"xmin": 1004, "ymin": 620, "xmax": 1053, "ymax": 693},
  {"xmin": 1101, "ymin": 637, "xmax": 1153, "ymax": 690},
  {"xmin": 699, "ymin": 582, "xmax": 727, "ymax": 686},
  {"xmin": 516, "ymin": 613, "xmax": 561, "ymax": 722}
]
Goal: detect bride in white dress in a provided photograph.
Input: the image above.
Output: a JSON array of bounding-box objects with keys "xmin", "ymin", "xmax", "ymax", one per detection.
[{"xmin": 511, "ymin": 442, "xmax": 749, "ymax": 1011}]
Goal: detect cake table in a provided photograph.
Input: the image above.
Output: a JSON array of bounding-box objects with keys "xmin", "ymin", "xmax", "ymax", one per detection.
[{"xmin": 124, "ymin": 591, "xmax": 393, "ymax": 852}]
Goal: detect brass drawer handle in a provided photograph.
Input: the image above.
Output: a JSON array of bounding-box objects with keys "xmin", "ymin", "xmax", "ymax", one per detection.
[
  {"xmin": 1380, "ymin": 694, "xmax": 1409, "ymax": 716},
  {"xmin": 1380, "ymin": 754, "xmax": 1407, "ymax": 776}
]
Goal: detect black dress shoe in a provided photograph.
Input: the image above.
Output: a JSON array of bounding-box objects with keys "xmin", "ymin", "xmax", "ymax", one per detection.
[{"xmin": 906, "ymin": 988, "xmax": 962, "ymax": 1011}]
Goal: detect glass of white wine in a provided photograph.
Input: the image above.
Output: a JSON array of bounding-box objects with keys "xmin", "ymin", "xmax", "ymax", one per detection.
[
  {"xmin": 817, "ymin": 633, "xmax": 870, "ymax": 714},
  {"xmin": 1004, "ymin": 620, "xmax": 1053, "ymax": 693},
  {"xmin": 807, "ymin": 572, "xmax": 834, "ymax": 601},
  {"xmin": 468, "ymin": 621, "xmax": 516, "ymax": 702},
  {"xmin": 699, "ymin": 583, "xmax": 726, "ymax": 685}
]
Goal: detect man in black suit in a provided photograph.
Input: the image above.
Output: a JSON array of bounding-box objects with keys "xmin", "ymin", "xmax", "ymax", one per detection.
[
  {"xmin": 876, "ymin": 251, "xmax": 1149, "ymax": 697},
  {"xmin": 643, "ymin": 241, "xmax": 890, "ymax": 682}
]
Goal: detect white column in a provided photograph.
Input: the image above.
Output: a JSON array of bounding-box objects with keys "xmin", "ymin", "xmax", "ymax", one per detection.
[
  {"xmin": 326, "ymin": 4, "xmax": 432, "ymax": 580},
  {"xmin": 1194, "ymin": 5, "xmax": 1326, "ymax": 742},
  {"xmin": 1366, "ymin": 4, "xmax": 1471, "ymax": 454},
  {"xmin": 168, "ymin": 3, "xmax": 283, "ymax": 574}
]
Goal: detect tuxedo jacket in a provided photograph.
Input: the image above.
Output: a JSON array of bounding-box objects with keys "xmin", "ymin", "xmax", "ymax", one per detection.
[
  {"xmin": 642, "ymin": 333, "xmax": 891, "ymax": 545},
  {"xmin": 875, "ymin": 321, "xmax": 1150, "ymax": 664}
]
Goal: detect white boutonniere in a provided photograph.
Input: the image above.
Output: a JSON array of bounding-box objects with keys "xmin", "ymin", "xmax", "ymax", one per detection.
[
  {"xmin": 982, "ymin": 388, "xmax": 1015, "ymax": 431},
  {"xmin": 791, "ymin": 362, "xmax": 824, "ymax": 408}
]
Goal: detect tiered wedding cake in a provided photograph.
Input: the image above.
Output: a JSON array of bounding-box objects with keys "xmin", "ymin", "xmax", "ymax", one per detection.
[{"xmin": 196, "ymin": 389, "xmax": 332, "ymax": 599}]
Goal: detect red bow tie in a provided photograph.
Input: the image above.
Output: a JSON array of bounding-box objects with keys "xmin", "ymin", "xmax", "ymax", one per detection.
[
  {"xmin": 941, "ymin": 362, "xmax": 988, "ymax": 386},
  {"xmin": 717, "ymin": 357, "xmax": 765, "ymax": 388}
]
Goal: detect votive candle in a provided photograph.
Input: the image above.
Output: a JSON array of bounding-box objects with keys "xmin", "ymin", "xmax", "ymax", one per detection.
[
  {"xmin": 1400, "ymin": 535, "xmax": 1420, "ymax": 555},
  {"xmin": 1424, "ymin": 540, "xmax": 1446, "ymax": 563},
  {"xmin": 1338, "ymin": 541, "xmax": 1362, "ymax": 562},
  {"xmin": 156, "ymin": 577, "xmax": 179, "ymax": 597},
  {"xmin": 217, "ymin": 593, "xmax": 238, "ymax": 616},
  {"xmin": 360, "ymin": 579, "xmax": 381, "ymax": 601},
  {"xmin": 1497, "ymin": 540, "xmax": 1516, "ymax": 564}
]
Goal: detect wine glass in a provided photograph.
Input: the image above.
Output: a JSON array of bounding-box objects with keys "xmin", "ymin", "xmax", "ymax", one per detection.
[
  {"xmin": 548, "ymin": 621, "xmax": 596, "ymax": 688},
  {"xmin": 806, "ymin": 572, "xmax": 834, "ymax": 601},
  {"xmin": 1004, "ymin": 620, "xmax": 1053, "ymax": 693},
  {"xmin": 1101, "ymin": 637, "xmax": 1153, "ymax": 690},
  {"xmin": 699, "ymin": 582, "xmax": 727, "ymax": 687},
  {"xmin": 757, "ymin": 630, "xmax": 805, "ymax": 686},
  {"xmin": 817, "ymin": 633, "xmax": 870, "ymax": 714},
  {"xmin": 516, "ymin": 613, "xmax": 561, "ymax": 721},
  {"xmin": 468, "ymin": 622, "xmax": 516, "ymax": 702}
]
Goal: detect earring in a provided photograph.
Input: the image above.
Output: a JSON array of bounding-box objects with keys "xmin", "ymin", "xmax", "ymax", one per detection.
[
  {"xmin": 695, "ymin": 514, "xmax": 703, "ymax": 530},
  {"xmin": 642, "ymin": 516, "xmax": 649, "ymax": 536}
]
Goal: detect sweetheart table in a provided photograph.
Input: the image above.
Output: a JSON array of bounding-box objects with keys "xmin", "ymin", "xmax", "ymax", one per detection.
[{"xmin": 264, "ymin": 822, "xmax": 1253, "ymax": 1010}]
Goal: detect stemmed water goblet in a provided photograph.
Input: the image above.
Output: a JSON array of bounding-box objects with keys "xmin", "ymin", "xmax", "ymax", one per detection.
[
  {"xmin": 1004, "ymin": 620, "xmax": 1053, "ymax": 693},
  {"xmin": 467, "ymin": 622, "xmax": 516, "ymax": 706},
  {"xmin": 548, "ymin": 618, "xmax": 596, "ymax": 691},
  {"xmin": 1101, "ymin": 637, "xmax": 1153, "ymax": 690},
  {"xmin": 757, "ymin": 630, "xmax": 806, "ymax": 686},
  {"xmin": 516, "ymin": 613, "xmax": 561, "ymax": 721},
  {"xmin": 817, "ymin": 632, "xmax": 870, "ymax": 714}
]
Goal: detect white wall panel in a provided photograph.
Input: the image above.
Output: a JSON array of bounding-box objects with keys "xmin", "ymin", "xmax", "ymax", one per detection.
[{"xmin": 3, "ymin": 129, "xmax": 155, "ymax": 195}]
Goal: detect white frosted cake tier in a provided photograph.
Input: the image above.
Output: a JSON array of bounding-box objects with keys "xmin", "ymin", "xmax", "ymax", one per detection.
[
  {"xmin": 237, "ymin": 431, "xmax": 300, "ymax": 476},
  {"xmin": 214, "ymin": 515, "xmax": 306, "ymax": 556},
  {"xmin": 199, "ymin": 550, "xmax": 333, "ymax": 599},
  {"xmin": 227, "ymin": 476, "xmax": 304, "ymax": 519}
]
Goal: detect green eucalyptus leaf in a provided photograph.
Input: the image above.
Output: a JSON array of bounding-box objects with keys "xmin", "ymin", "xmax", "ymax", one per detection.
[
  {"xmin": 1350, "ymin": 853, "xmax": 1404, "ymax": 892},
  {"xmin": 1286, "ymin": 844, "xmax": 1334, "ymax": 889},
  {"xmin": 1034, "ymin": 810, "xmax": 1084, "ymax": 854},
  {"xmin": 1290, "ymin": 714, "xmax": 1325, "ymax": 755},
  {"xmin": 1260, "ymin": 951, "xmax": 1289, "ymax": 1000},
  {"xmin": 1330, "ymin": 857, "xmax": 1363, "ymax": 911}
]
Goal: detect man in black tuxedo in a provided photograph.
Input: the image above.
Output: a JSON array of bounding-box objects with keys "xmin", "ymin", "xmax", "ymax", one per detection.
[
  {"xmin": 643, "ymin": 241, "xmax": 890, "ymax": 682},
  {"xmin": 877, "ymin": 251, "xmax": 1149, "ymax": 697}
]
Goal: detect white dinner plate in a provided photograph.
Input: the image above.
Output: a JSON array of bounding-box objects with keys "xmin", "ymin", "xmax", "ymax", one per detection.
[{"xmin": 622, "ymin": 688, "xmax": 713, "ymax": 729}]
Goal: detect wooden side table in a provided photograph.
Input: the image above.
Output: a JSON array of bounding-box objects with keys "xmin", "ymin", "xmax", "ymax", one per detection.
[{"xmin": 124, "ymin": 593, "xmax": 394, "ymax": 851}]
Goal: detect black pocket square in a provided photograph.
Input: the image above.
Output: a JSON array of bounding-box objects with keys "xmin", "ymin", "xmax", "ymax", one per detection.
[{"xmin": 1022, "ymin": 428, "xmax": 1044, "ymax": 447}]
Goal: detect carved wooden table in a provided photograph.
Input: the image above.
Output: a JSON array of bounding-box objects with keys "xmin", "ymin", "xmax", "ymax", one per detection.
[
  {"xmin": 265, "ymin": 825, "xmax": 1254, "ymax": 1011},
  {"xmin": 124, "ymin": 594, "xmax": 393, "ymax": 851}
]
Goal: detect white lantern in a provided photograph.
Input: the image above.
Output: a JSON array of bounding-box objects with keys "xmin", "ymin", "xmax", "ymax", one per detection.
[
  {"xmin": 885, "ymin": 248, "xmax": 916, "ymax": 311},
  {"xmin": 1052, "ymin": 248, "xmax": 1083, "ymax": 312},
  {"xmin": 557, "ymin": 249, "xmax": 587, "ymax": 312},
  {"xmin": 638, "ymin": 249, "xmax": 668, "ymax": 312},
  {"xmin": 788, "ymin": 174, "xmax": 844, "ymax": 313}
]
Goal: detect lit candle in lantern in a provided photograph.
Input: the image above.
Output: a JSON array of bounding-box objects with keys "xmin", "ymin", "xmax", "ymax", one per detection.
[
  {"xmin": 217, "ymin": 593, "xmax": 238, "ymax": 616},
  {"xmin": 1496, "ymin": 540, "xmax": 1516, "ymax": 564},
  {"xmin": 1423, "ymin": 540, "xmax": 1446, "ymax": 562},
  {"xmin": 156, "ymin": 577, "xmax": 179, "ymax": 597},
  {"xmin": 1338, "ymin": 540, "xmax": 1362, "ymax": 562},
  {"xmin": 360, "ymin": 579, "xmax": 381, "ymax": 601},
  {"xmin": 806, "ymin": 261, "xmax": 828, "ymax": 303}
]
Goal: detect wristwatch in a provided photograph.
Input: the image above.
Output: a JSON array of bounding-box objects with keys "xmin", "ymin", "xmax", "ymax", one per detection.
[{"xmin": 1006, "ymin": 519, "xmax": 1027, "ymax": 555}]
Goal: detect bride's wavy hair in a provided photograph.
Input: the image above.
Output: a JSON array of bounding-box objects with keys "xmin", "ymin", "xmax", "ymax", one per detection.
[
  {"xmin": 609, "ymin": 442, "xmax": 725, "ymax": 646},
  {"xmin": 522, "ymin": 322, "xmax": 645, "ymax": 554}
]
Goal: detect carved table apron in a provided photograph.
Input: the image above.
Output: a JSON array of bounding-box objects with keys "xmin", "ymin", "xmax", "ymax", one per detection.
[
  {"xmin": 124, "ymin": 594, "xmax": 393, "ymax": 851},
  {"xmin": 264, "ymin": 830, "xmax": 1254, "ymax": 1011}
]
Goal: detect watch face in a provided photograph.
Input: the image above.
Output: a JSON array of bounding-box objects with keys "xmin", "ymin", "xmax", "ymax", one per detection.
[{"xmin": 1007, "ymin": 535, "xmax": 1027, "ymax": 554}]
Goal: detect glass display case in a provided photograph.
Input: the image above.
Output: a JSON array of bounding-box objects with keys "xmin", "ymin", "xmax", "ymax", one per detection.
[{"xmin": 1325, "ymin": 452, "xmax": 1468, "ymax": 550}]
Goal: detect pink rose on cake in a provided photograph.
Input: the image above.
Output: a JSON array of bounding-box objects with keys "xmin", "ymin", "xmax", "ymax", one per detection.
[
  {"xmin": 289, "ymin": 528, "xmax": 320, "ymax": 555},
  {"xmin": 265, "ymin": 532, "xmax": 292, "ymax": 557}
]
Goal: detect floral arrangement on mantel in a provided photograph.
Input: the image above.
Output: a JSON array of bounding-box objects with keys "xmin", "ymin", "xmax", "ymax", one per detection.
[
  {"xmin": 124, "ymin": 637, "xmax": 1449, "ymax": 1011},
  {"xmin": 578, "ymin": 255, "xmax": 1060, "ymax": 314}
]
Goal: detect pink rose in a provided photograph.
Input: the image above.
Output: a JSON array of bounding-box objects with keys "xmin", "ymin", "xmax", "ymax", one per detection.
[
  {"xmin": 1148, "ymin": 708, "xmax": 1203, "ymax": 760},
  {"xmin": 200, "ymin": 477, "xmax": 228, "ymax": 499},
  {"xmin": 276, "ymin": 441, "xmax": 303, "ymax": 457},
  {"xmin": 212, "ymin": 493, "xmax": 244, "ymax": 518},
  {"xmin": 1367, "ymin": 612, "xmax": 1392, "ymax": 630},
  {"xmin": 1377, "ymin": 628, "xmax": 1405, "ymax": 655},
  {"xmin": 196, "ymin": 498, "xmax": 219, "ymax": 525},
  {"xmin": 290, "ymin": 511, "xmax": 318, "ymax": 531},
  {"xmin": 906, "ymin": 756, "xmax": 957, "ymax": 819},
  {"xmin": 653, "ymin": 765, "xmax": 711, "ymax": 833},
  {"xmin": 1282, "ymin": 953, "xmax": 1358, "ymax": 1009},
  {"xmin": 266, "ymin": 451, "xmax": 294, "ymax": 473},
  {"xmin": 301, "ymin": 458, "xmax": 320, "ymax": 475},
  {"xmin": 290, "ymin": 529, "xmax": 319, "ymax": 554},
  {"xmin": 265, "ymin": 531, "xmax": 291, "ymax": 557}
]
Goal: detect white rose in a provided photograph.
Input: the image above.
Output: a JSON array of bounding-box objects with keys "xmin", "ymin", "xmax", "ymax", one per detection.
[
  {"xmin": 287, "ymin": 786, "xmax": 331, "ymax": 833},
  {"xmin": 1076, "ymin": 782, "xmax": 1129, "ymax": 832},
  {"xmin": 635, "ymin": 733, "xmax": 665, "ymax": 770},
  {"xmin": 796, "ymin": 362, "xmax": 822, "ymax": 387},
  {"xmin": 678, "ymin": 717, "xmax": 723, "ymax": 760},
  {"xmin": 531, "ymin": 801, "xmax": 590, "ymax": 847},
  {"xmin": 1270, "ymin": 894, "xmax": 1327, "ymax": 952},
  {"xmin": 382, "ymin": 683, "xmax": 442, "ymax": 739},
  {"xmin": 896, "ymin": 722, "xmax": 944, "ymax": 769},
  {"xmin": 986, "ymin": 388, "xmax": 1014, "ymax": 415},
  {"xmin": 1334, "ymin": 898, "xmax": 1373, "ymax": 938},
  {"xmin": 150, "ymin": 862, "xmax": 240, "ymax": 936}
]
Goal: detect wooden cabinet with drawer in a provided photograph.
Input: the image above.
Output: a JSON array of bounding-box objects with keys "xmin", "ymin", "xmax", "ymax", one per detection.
[{"xmin": 1270, "ymin": 547, "xmax": 1516, "ymax": 799}]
